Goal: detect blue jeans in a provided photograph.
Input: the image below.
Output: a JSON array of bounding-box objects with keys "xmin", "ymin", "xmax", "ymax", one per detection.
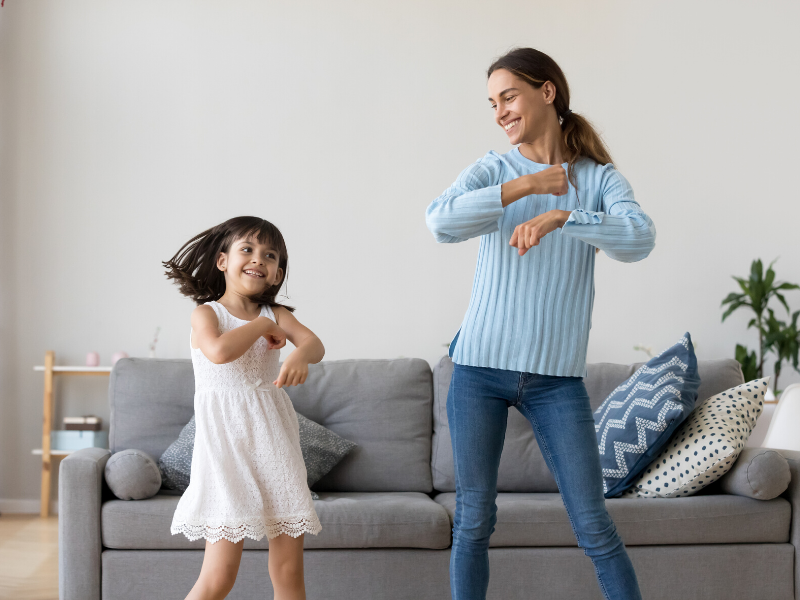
[{"xmin": 447, "ymin": 364, "xmax": 642, "ymax": 600}]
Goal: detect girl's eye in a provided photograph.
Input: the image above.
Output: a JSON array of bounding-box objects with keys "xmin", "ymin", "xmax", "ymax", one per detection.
[
  {"xmin": 505, "ymin": 96, "xmax": 515, "ymax": 103},
  {"xmin": 490, "ymin": 104, "xmax": 497, "ymax": 110},
  {"xmin": 241, "ymin": 247, "xmax": 251, "ymax": 253}
]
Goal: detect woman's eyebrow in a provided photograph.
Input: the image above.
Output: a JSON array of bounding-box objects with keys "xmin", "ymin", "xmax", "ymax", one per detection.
[{"xmin": 488, "ymin": 87, "xmax": 519, "ymax": 101}]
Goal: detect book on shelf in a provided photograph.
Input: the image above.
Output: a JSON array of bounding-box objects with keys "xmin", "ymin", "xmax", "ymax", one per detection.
[{"xmin": 63, "ymin": 415, "xmax": 102, "ymax": 431}]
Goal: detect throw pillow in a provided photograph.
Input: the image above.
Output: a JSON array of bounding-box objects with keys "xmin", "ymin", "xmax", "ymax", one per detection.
[
  {"xmin": 296, "ymin": 411, "xmax": 358, "ymax": 493},
  {"xmin": 718, "ymin": 447, "xmax": 790, "ymax": 500},
  {"xmin": 158, "ymin": 415, "xmax": 195, "ymax": 492},
  {"xmin": 105, "ymin": 449, "xmax": 162, "ymax": 500},
  {"xmin": 622, "ymin": 378, "xmax": 769, "ymax": 498},
  {"xmin": 158, "ymin": 412, "xmax": 356, "ymax": 500},
  {"xmin": 595, "ymin": 333, "xmax": 701, "ymax": 498}
]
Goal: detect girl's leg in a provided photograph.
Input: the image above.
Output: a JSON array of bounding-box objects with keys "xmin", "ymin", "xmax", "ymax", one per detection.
[
  {"xmin": 268, "ymin": 533, "xmax": 306, "ymax": 600},
  {"xmin": 447, "ymin": 364, "xmax": 517, "ymax": 600},
  {"xmin": 517, "ymin": 374, "xmax": 642, "ymax": 600},
  {"xmin": 184, "ymin": 538, "xmax": 245, "ymax": 600}
]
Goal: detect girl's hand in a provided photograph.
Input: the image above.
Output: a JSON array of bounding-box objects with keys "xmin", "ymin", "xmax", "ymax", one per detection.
[
  {"xmin": 509, "ymin": 210, "xmax": 571, "ymax": 256},
  {"xmin": 273, "ymin": 352, "xmax": 309, "ymax": 388},
  {"xmin": 528, "ymin": 164, "xmax": 569, "ymax": 196},
  {"xmin": 258, "ymin": 317, "xmax": 287, "ymax": 350}
]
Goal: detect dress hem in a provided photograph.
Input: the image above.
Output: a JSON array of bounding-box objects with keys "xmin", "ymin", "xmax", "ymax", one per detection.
[{"xmin": 171, "ymin": 516, "xmax": 322, "ymax": 544}]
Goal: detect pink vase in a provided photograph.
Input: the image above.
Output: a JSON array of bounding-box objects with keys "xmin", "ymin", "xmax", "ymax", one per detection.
[
  {"xmin": 111, "ymin": 351, "xmax": 129, "ymax": 366},
  {"xmin": 86, "ymin": 352, "xmax": 100, "ymax": 367}
]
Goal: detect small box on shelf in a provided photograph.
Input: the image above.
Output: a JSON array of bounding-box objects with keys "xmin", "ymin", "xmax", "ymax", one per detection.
[
  {"xmin": 50, "ymin": 430, "xmax": 108, "ymax": 451},
  {"xmin": 63, "ymin": 415, "xmax": 102, "ymax": 431}
]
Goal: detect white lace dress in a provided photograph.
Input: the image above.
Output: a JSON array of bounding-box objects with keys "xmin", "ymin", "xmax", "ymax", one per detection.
[{"xmin": 170, "ymin": 301, "xmax": 322, "ymax": 543}]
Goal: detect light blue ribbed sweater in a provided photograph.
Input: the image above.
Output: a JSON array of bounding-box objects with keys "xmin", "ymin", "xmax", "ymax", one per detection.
[{"xmin": 426, "ymin": 148, "xmax": 656, "ymax": 377}]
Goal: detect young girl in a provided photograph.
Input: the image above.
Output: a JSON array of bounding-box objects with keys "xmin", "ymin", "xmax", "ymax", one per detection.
[{"xmin": 163, "ymin": 216, "xmax": 324, "ymax": 600}]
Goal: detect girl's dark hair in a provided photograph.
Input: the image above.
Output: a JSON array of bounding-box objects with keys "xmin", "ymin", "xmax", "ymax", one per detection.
[
  {"xmin": 163, "ymin": 216, "xmax": 294, "ymax": 311},
  {"xmin": 488, "ymin": 48, "xmax": 614, "ymax": 192}
]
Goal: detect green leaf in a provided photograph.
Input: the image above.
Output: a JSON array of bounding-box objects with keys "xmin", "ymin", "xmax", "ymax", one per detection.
[
  {"xmin": 751, "ymin": 259, "xmax": 763, "ymax": 283},
  {"xmin": 775, "ymin": 292, "xmax": 790, "ymax": 314},
  {"xmin": 722, "ymin": 301, "xmax": 746, "ymax": 322},
  {"xmin": 735, "ymin": 344, "xmax": 758, "ymax": 382},
  {"xmin": 764, "ymin": 268, "xmax": 776, "ymax": 291},
  {"xmin": 735, "ymin": 277, "xmax": 750, "ymax": 294},
  {"xmin": 775, "ymin": 282, "xmax": 800, "ymax": 291},
  {"xmin": 721, "ymin": 292, "xmax": 745, "ymax": 306}
]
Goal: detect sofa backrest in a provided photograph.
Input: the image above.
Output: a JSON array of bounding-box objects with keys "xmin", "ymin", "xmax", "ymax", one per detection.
[
  {"xmin": 109, "ymin": 357, "xmax": 434, "ymax": 493},
  {"xmin": 430, "ymin": 356, "xmax": 745, "ymax": 493}
]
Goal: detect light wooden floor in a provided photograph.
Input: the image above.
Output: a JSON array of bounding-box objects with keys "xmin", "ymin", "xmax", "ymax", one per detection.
[{"xmin": 0, "ymin": 514, "xmax": 59, "ymax": 600}]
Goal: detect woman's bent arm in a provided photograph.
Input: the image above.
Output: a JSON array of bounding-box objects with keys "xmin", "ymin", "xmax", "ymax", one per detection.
[
  {"xmin": 425, "ymin": 156, "xmax": 505, "ymax": 243},
  {"xmin": 560, "ymin": 168, "xmax": 656, "ymax": 263}
]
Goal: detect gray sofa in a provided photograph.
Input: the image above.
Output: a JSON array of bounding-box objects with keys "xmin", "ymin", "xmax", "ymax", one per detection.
[{"xmin": 59, "ymin": 356, "xmax": 800, "ymax": 600}]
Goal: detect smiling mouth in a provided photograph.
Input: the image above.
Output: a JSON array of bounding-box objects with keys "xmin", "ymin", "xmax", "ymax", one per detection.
[
  {"xmin": 243, "ymin": 269, "xmax": 265, "ymax": 279},
  {"xmin": 503, "ymin": 118, "xmax": 520, "ymax": 133}
]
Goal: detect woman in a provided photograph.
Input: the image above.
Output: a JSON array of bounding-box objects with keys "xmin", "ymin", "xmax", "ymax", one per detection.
[{"xmin": 425, "ymin": 48, "xmax": 655, "ymax": 600}]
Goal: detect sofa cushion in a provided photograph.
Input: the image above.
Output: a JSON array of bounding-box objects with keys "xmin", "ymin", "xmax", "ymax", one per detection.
[
  {"xmin": 431, "ymin": 356, "xmax": 744, "ymax": 493},
  {"xmin": 433, "ymin": 492, "xmax": 791, "ymax": 546},
  {"xmin": 110, "ymin": 358, "xmax": 196, "ymax": 459},
  {"xmin": 102, "ymin": 492, "xmax": 451, "ymax": 550},
  {"xmin": 595, "ymin": 333, "xmax": 701, "ymax": 497},
  {"xmin": 111, "ymin": 357, "xmax": 434, "ymax": 493}
]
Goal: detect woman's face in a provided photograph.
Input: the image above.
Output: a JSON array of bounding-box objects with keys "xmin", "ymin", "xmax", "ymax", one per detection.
[
  {"xmin": 487, "ymin": 68, "xmax": 555, "ymax": 145},
  {"xmin": 217, "ymin": 236, "xmax": 283, "ymax": 297}
]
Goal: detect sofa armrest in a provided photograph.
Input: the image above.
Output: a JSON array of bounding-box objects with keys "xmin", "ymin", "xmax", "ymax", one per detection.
[
  {"xmin": 58, "ymin": 447, "xmax": 111, "ymax": 600},
  {"xmin": 776, "ymin": 449, "xmax": 800, "ymax": 599}
]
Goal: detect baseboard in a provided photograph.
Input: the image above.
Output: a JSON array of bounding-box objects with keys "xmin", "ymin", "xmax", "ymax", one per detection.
[{"xmin": 0, "ymin": 498, "xmax": 58, "ymax": 515}]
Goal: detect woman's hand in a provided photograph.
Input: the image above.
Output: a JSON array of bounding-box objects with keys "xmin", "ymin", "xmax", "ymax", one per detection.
[
  {"xmin": 528, "ymin": 164, "xmax": 569, "ymax": 196},
  {"xmin": 257, "ymin": 317, "xmax": 287, "ymax": 350},
  {"xmin": 273, "ymin": 352, "xmax": 309, "ymax": 388},
  {"xmin": 509, "ymin": 210, "xmax": 571, "ymax": 256},
  {"xmin": 500, "ymin": 165, "xmax": 568, "ymax": 207}
]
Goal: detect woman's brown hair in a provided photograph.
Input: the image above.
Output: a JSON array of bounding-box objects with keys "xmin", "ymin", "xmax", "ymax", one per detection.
[
  {"xmin": 163, "ymin": 216, "xmax": 294, "ymax": 311},
  {"xmin": 488, "ymin": 48, "xmax": 613, "ymax": 194}
]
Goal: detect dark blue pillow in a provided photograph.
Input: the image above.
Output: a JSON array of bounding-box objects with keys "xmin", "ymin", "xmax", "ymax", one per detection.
[{"xmin": 594, "ymin": 333, "xmax": 701, "ymax": 498}]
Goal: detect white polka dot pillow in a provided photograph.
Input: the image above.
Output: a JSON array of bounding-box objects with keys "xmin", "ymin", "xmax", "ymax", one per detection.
[{"xmin": 622, "ymin": 378, "xmax": 769, "ymax": 498}]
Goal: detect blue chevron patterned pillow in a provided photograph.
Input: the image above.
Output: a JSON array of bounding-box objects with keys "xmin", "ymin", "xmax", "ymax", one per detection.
[{"xmin": 594, "ymin": 333, "xmax": 701, "ymax": 498}]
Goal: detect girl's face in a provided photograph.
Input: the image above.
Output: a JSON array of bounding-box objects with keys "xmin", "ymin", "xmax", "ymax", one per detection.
[
  {"xmin": 216, "ymin": 236, "xmax": 283, "ymax": 297},
  {"xmin": 487, "ymin": 68, "xmax": 556, "ymax": 146}
]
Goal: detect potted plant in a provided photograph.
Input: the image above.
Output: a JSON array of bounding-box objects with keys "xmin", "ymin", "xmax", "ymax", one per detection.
[{"xmin": 721, "ymin": 259, "xmax": 800, "ymax": 395}]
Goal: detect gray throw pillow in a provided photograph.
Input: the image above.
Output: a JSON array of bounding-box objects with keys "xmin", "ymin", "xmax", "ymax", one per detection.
[
  {"xmin": 718, "ymin": 448, "xmax": 791, "ymax": 500},
  {"xmin": 157, "ymin": 416, "xmax": 195, "ymax": 492},
  {"xmin": 158, "ymin": 412, "xmax": 356, "ymax": 500},
  {"xmin": 105, "ymin": 449, "xmax": 162, "ymax": 500},
  {"xmin": 297, "ymin": 411, "xmax": 358, "ymax": 494}
]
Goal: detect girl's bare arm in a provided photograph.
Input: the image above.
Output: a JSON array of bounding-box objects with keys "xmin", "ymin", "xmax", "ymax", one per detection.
[
  {"xmin": 272, "ymin": 306, "xmax": 325, "ymax": 387},
  {"xmin": 191, "ymin": 305, "xmax": 286, "ymax": 364}
]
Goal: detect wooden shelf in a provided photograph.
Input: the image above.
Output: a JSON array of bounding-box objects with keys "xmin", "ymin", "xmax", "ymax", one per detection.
[
  {"xmin": 31, "ymin": 449, "xmax": 74, "ymax": 456},
  {"xmin": 34, "ymin": 351, "xmax": 112, "ymax": 517},
  {"xmin": 33, "ymin": 366, "xmax": 112, "ymax": 374}
]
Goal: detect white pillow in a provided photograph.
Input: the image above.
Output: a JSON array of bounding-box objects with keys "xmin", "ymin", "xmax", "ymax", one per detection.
[{"xmin": 622, "ymin": 378, "xmax": 769, "ymax": 498}]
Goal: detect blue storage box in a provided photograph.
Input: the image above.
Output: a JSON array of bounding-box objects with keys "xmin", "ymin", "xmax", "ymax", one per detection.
[{"xmin": 51, "ymin": 430, "xmax": 108, "ymax": 451}]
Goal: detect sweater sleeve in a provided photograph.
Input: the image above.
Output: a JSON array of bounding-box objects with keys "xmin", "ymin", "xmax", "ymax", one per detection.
[
  {"xmin": 425, "ymin": 154, "xmax": 505, "ymax": 243},
  {"xmin": 560, "ymin": 166, "xmax": 656, "ymax": 263}
]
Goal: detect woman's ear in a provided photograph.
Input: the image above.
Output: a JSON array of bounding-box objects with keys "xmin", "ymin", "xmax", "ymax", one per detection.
[
  {"xmin": 217, "ymin": 252, "xmax": 227, "ymax": 272},
  {"xmin": 542, "ymin": 81, "xmax": 557, "ymax": 104}
]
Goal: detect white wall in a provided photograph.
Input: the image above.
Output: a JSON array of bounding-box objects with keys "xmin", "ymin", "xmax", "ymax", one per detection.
[{"xmin": 2, "ymin": 0, "xmax": 799, "ymax": 506}]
